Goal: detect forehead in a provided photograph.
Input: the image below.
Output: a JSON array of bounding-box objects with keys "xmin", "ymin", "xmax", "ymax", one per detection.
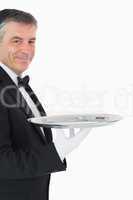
[{"xmin": 3, "ymin": 21, "xmax": 37, "ymax": 40}]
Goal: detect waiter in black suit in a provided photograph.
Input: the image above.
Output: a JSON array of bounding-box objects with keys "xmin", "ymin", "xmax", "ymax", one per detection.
[{"xmin": 0, "ymin": 9, "xmax": 91, "ymax": 200}]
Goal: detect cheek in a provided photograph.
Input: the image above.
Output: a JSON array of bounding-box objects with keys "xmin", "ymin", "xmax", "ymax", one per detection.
[
  {"xmin": 30, "ymin": 49, "xmax": 35, "ymax": 60},
  {"xmin": 0, "ymin": 47, "xmax": 10, "ymax": 60},
  {"xmin": 31, "ymin": 47, "xmax": 35, "ymax": 55},
  {"xmin": 8, "ymin": 47, "xmax": 21, "ymax": 61},
  {"xmin": 7, "ymin": 49, "xmax": 16, "ymax": 62},
  {"xmin": 3, "ymin": 46, "xmax": 16, "ymax": 56}
]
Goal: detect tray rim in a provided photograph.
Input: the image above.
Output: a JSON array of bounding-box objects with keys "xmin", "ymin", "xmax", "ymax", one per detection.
[{"xmin": 27, "ymin": 113, "xmax": 123, "ymax": 128}]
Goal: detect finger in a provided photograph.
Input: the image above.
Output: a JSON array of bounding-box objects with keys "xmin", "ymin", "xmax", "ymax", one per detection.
[
  {"xmin": 79, "ymin": 127, "xmax": 92, "ymax": 134},
  {"xmin": 72, "ymin": 128, "xmax": 92, "ymax": 144},
  {"xmin": 55, "ymin": 128, "xmax": 65, "ymax": 134},
  {"xmin": 54, "ymin": 128, "xmax": 66, "ymax": 140},
  {"xmin": 69, "ymin": 128, "xmax": 75, "ymax": 138}
]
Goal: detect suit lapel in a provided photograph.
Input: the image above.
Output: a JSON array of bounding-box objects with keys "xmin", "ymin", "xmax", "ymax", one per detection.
[
  {"xmin": 25, "ymin": 84, "xmax": 53, "ymax": 142},
  {"xmin": 0, "ymin": 66, "xmax": 47, "ymax": 144},
  {"xmin": 25, "ymin": 84, "xmax": 46, "ymax": 116}
]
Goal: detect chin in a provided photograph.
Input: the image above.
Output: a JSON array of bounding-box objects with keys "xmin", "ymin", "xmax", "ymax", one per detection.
[{"xmin": 17, "ymin": 62, "xmax": 30, "ymax": 73}]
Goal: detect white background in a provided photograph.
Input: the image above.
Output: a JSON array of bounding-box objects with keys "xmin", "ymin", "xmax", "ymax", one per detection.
[{"xmin": 1, "ymin": 1, "xmax": 133, "ymax": 199}]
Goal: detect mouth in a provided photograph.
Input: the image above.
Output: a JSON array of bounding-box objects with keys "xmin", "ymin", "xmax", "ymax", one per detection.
[
  {"xmin": 15, "ymin": 57, "xmax": 29, "ymax": 61},
  {"xmin": 14, "ymin": 53, "xmax": 33, "ymax": 62},
  {"xmin": 14, "ymin": 56, "xmax": 32, "ymax": 63}
]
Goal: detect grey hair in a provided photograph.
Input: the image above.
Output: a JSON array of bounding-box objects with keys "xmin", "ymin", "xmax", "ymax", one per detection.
[
  {"xmin": 0, "ymin": 9, "xmax": 37, "ymax": 42},
  {"xmin": 0, "ymin": 22, "xmax": 6, "ymax": 42}
]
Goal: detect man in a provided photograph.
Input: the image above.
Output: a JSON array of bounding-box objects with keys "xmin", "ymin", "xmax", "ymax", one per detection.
[{"xmin": 0, "ymin": 9, "xmax": 91, "ymax": 200}]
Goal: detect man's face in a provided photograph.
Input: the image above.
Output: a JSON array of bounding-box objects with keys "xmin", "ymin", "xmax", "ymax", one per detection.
[{"xmin": 0, "ymin": 21, "xmax": 37, "ymax": 75}]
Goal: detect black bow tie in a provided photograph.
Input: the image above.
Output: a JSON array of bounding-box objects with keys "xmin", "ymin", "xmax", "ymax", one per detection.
[{"xmin": 17, "ymin": 75, "xmax": 30, "ymax": 88}]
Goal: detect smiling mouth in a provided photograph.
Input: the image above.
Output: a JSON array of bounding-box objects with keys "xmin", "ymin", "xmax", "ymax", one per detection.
[{"xmin": 15, "ymin": 57, "xmax": 30, "ymax": 62}]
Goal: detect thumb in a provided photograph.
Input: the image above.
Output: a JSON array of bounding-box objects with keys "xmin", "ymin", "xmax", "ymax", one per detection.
[
  {"xmin": 79, "ymin": 127, "xmax": 92, "ymax": 134},
  {"xmin": 54, "ymin": 128, "xmax": 66, "ymax": 141},
  {"xmin": 72, "ymin": 127, "xmax": 92, "ymax": 145}
]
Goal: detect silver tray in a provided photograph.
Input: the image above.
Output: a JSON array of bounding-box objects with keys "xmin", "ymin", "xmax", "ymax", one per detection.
[{"xmin": 28, "ymin": 113, "xmax": 122, "ymax": 128}]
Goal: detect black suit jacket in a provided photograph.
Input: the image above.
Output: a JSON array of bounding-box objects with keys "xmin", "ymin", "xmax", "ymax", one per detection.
[{"xmin": 0, "ymin": 66, "xmax": 66, "ymax": 200}]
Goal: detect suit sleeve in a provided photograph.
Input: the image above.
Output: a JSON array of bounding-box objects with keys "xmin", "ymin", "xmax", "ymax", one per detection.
[{"xmin": 0, "ymin": 102, "xmax": 67, "ymax": 179}]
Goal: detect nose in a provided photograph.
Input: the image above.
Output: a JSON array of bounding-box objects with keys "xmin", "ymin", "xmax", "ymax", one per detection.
[{"xmin": 19, "ymin": 41, "xmax": 34, "ymax": 53}]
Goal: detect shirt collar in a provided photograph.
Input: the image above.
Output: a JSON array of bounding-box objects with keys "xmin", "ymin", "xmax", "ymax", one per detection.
[{"xmin": 0, "ymin": 62, "xmax": 22, "ymax": 86}]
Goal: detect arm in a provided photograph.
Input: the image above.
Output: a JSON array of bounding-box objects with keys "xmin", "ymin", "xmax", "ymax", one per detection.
[{"xmin": 0, "ymin": 102, "xmax": 66, "ymax": 179}]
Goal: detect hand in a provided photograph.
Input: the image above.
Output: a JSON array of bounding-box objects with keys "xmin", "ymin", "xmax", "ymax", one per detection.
[{"xmin": 53, "ymin": 127, "xmax": 92, "ymax": 161}]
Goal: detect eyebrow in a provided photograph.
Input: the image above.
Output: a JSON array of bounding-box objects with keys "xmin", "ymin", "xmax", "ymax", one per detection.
[{"xmin": 11, "ymin": 36, "xmax": 36, "ymax": 40}]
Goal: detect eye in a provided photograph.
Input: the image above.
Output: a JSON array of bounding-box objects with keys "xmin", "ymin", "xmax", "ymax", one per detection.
[
  {"xmin": 12, "ymin": 40, "xmax": 22, "ymax": 44},
  {"xmin": 29, "ymin": 40, "xmax": 35, "ymax": 45}
]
